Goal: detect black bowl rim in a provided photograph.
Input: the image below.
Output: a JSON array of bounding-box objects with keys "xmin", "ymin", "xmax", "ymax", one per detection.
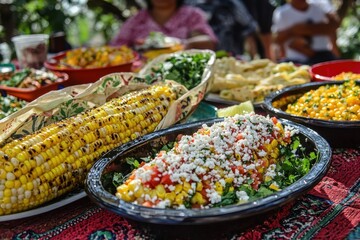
[
  {"xmin": 85, "ymin": 117, "xmax": 331, "ymax": 225},
  {"xmin": 263, "ymin": 80, "xmax": 360, "ymax": 128}
]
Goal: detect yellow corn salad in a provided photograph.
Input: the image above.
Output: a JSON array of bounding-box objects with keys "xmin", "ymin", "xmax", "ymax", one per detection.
[
  {"xmin": 332, "ymin": 72, "xmax": 360, "ymax": 81},
  {"xmin": 115, "ymin": 114, "xmax": 296, "ymax": 209},
  {"xmin": 59, "ymin": 45, "xmax": 136, "ymax": 69},
  {"xmin": 285, "ymin": 80, "xmax": 360, "ymax": 121}
]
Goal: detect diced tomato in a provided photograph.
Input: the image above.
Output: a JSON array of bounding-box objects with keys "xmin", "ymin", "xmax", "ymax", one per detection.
[
  {"xmin": 236, "ymin": 133, "xmax": 244, "ymax": 141},
  {"xmin": 261, "ymin": 159, "xmax": 269, "ymax": 168},
  {"xmin": 271, "ymin": 117, "xmax": 278, "ymax": 124},
  {"xmin": 160, "ymin": 174, "xmax": 172, "ymax": 185},
  {"xmin": 157, "ymin": 151, "xmax": 165, "ymax": 157},
  {"xmin": 200, "ymin": 181, "xmax": 211, "ymax": 203},
  {"xmin": 237, "ymin": 165, "xmax": 245, "ymax": 174},
  {"xmin": 230, "ymin": 165, "xmax": 245, "ymax": 175},
  {"xmin": 144, "ymin": 166, "xmax": 161, "ymax": 188},
  {"xmin": 251, "ymin": 173, "xmax": 260, "ymax": 190},
  {"xmin": 192, "ymin": 203, "xmax": 202, "ymax": 209},
  {"xmin": 142, "ymin": 201, "xmax": 154, "ymax": 207}
]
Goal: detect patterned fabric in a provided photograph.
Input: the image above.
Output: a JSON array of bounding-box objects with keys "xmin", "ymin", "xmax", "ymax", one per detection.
[
  {"xmin": 2, "ymin": 148, "xmax": 360, "ymax": 240},
  {"xmin": 110, "ymin": 6, "xmax": 218, "ymax": 47}
]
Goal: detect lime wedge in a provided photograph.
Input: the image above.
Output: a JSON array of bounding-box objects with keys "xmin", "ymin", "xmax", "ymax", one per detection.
[{"xmin": 217, "ymin": 101, "xmax": 254, "ymax": 117}]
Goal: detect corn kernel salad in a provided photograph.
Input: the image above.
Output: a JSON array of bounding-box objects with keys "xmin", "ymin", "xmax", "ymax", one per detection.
[
  {"xmin": 285, "ymin": 80, "xmax": 360, "ymax": 121},
  {"xmin": 59, "ymin": 45, "xmax": 136, "ymax": 69},
  {"xmin": 332, "ymin": 72, "xmax": 360, "ymax": 81},
  {"xmin": 111, "ymin": 114, "xmax": 317, "ymax": 209}
]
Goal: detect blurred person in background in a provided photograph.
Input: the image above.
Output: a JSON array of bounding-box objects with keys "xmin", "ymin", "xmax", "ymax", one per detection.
[
  {"xmin": 272, "ymin": 0, "xmax": 339, "ymax": 65},
  {"xmin": 308, "ymin": 0, "xmax": 341, "ymax": 57},
  {"xmin": 187, "ymin": 0, "xmax": 259, "ymax": 58},
  {"xmin": 242, "ymin": 0, "xmax": 277, "ymax": 60},
  {"xmin": 110, "ymin": 0, "xmax": 217, "ymax": 50}
]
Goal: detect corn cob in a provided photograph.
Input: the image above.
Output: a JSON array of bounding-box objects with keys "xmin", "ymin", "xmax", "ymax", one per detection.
[
  {"xmin": 0, "ymin": 84, "xmax": 177, "ymax": 215},
  {"xmin": 115, "ymin": 114, "xmax": 293, "ymax": 209}
]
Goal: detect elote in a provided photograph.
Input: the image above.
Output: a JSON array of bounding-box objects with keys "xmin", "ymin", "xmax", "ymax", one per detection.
[{"xmin": 0, "ymin": 84, "xmax": 177, "ymax": 215}]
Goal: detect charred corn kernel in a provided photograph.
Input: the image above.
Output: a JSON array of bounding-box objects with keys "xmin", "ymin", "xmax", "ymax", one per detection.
[
  {"xmin": 0, "ymin": 170, "xmax": 6, "ymax": 180},
  {"xmin": 265, "ymin": 175, "xmax": 272, "ymax": 182},
  {"xmin": 4, "ymin": 163, "xmax": 13, "ymax": 172},
  {"xmin": 14, "ymin": 180, "xmax": 21, "ymax": 189},
  {"xmin": 133, "ymin": 185, "xmax": 144, "ymax": 198},
  {"xmin": 285, "ymin": 80, "xmax": 360, "ymax": 121},
  {"xmin": 5, "ymin": 180, "xmax": 14, "ymax": 189},
  {"xmin": 183, "ymin": 182, "xmax": 191, "ymax": 192},
  {"xmin": 269, "ymin": 183, "xmax": 280, "ymax": 191},
  {"xmin": 149, "ymin": 189, "xmax": 157, "ymax": 199},
  {"xmin": 117, "ymin": 185, "xmax": 129, "ymax": 196},
  {"xmin": 0, "ymin": 84, "xmax": 178, "ymax": 215},
  {"xmin": 175, "ymin": 192, "xmax": 185, "ymax": 205},
  {"xmin": 215, "ymin": 182, "xmax": 223, "ymax": 194},
  {"xmin": 191, "ymin": 192, "xmax": 205, "ymax": 205},
  {"xmin": 127, "ymin": 179, "xmax": 140, "ymax": 192},
  {"xmin": 165, "ymin": 192, "xmax": 176, "ymax": 202},
  {"xmin": 155, "ymin": 184, "xmax": 166, "ymax": 199},
  {"xmin": 271, "ymin": 148, "xmax": 279, "ymax": 159},
  {"xmin": 196, "ymin": 181, "xmax": 203, "ymax": 191},
  {"xmin": 225, "ymin": 178, "xmax": 233, "ymax": 184},
  {"xmin": 174, "ymin": 184, "xmax": 183, "ymax": 194},
  {"xmin": 271, "ymin": 139, "xmax": 278, "ymax": 148},
  {"xmin": 3, "ymin": 189, "xmax": 11, "ymax": 198}
]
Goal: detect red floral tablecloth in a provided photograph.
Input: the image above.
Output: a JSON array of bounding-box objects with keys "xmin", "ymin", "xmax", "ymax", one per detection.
[{"xmin": 2, "ymin": 147, "xmax": 359, "ymax": 240}]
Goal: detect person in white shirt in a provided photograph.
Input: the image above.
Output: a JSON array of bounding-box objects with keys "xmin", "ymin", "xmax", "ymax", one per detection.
[
  {"xmin": 272, "ymin": 0, "xmax": 339, "ymax": 65},
  {"xmin": 308, "ymin": 0, "xmax": 341, "ymax": 57}
]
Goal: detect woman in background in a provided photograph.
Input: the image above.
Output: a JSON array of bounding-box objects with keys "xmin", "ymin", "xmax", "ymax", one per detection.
[{"xmin": 110, "ymin": 0, "xmax": 217, "ymax": 50}]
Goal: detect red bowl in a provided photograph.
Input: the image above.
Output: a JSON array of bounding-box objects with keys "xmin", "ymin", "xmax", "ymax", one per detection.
[
  {"xmin": 44, "ymin": 51, "xmax": 138, "ymax": 86},
  {"xmin": 310, "ymin": 59, "xmax": 360, "ymax": 82},
  {"xmin": 0, "ymin": 72, "xmax": 69, "ymax": 102}
]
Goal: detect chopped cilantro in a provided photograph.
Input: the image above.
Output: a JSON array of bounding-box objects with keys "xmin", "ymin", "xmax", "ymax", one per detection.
[
  {"xmin": 102, "ymin": 172, "xmax": 126, "ymax": 194},
  {"xmin": 146, "ymin": 53, "xmax": 211, "ymax": 90},
  {"xmin": 126, "ymin": 157, "xmax": 140, "ymax": 170}
]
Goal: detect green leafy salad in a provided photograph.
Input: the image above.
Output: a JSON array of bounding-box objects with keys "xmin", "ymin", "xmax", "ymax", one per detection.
[
  {"xmin": 143, "ymin": 52, "xmax": 211, "ymax": 90},
  {"xmin": 0, "ymin": 95, "xmax": 27, "ymax": 120}
]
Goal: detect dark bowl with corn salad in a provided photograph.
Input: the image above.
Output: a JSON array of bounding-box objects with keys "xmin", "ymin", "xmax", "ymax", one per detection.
[
  {"xmin": 263, "ymin": 80, "xmax": 360, "ymax": 147},
  {"xmin": 85, "ymin": 116, "xmax": 331, "ymax": 238}
]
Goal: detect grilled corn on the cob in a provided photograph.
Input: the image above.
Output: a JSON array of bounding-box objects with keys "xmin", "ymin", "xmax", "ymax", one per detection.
[{"xmin": 0, "ymin": 84, "xmax": 177, "ymax": 215}]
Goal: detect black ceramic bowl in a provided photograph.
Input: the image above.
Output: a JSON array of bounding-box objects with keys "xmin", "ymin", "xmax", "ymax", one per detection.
[
  {"xmin": 263, "ymin": 80, "xmax": 360, "ymax": 148},
  {"xmin": 85, "ymin": 117, "xmax": 331, "ymax": 238}
]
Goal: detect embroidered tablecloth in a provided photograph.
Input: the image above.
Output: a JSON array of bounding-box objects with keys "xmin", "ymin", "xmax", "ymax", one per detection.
[{"xmin": 2, "ymin": 147, "xmax": 359, "ymax": 240}]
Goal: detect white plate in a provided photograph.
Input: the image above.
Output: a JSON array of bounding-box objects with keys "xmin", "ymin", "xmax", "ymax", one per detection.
[{"xmin": 0, "ymin": 189, "xmax": 86, "ymax": 222}]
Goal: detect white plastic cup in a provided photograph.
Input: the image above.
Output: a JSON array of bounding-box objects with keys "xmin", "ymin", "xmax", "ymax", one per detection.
[
  {"xmin": 11, "ymin": 34, "xmax": 49, "ymax": 69},
  {"xmin": 0, "ymin": 42, "xmax": 12, "ymax": 63}
]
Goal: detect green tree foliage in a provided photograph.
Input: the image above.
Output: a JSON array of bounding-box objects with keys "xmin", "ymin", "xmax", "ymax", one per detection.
[
  {"xmin": 0, "ymin": 0, "xmax": 140, "ymax": 48},
  {"xmin": 337, "ymin": 3, "xmax": 360, "ymax": 59},
  {"xmin": 0, "ymin": 0, "xmax": 359, "ymax": 59}
]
